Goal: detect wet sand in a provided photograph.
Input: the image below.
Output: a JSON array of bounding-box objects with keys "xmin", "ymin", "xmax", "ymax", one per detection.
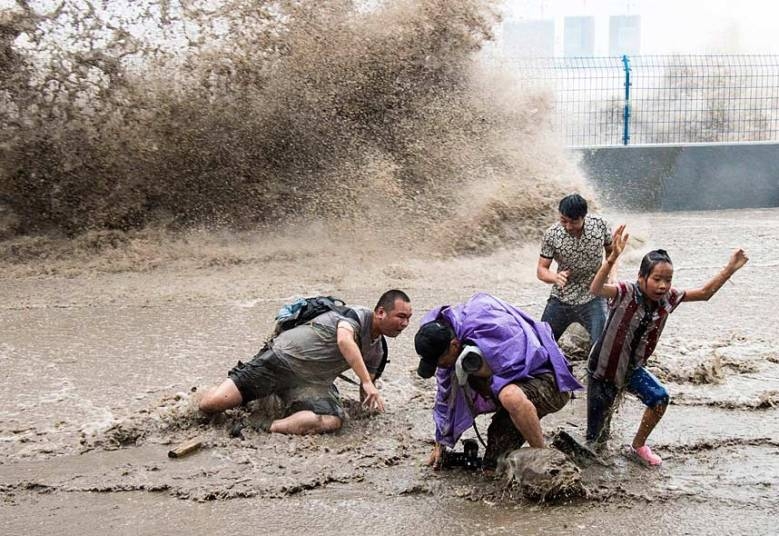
[{"xmin": 1, "ymin": 208, "xmax": 778, "ymax": 535}]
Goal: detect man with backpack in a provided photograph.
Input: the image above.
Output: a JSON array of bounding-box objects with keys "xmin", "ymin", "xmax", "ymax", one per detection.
[{"xmin": 199, "ymin": 289, "xmax": 412, "ymax": 434}]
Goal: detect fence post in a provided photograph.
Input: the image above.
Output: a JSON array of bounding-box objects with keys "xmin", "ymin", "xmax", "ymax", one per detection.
[{"xmin": 622, "ymin": 54, "xmax": 631, "ymax": 145}]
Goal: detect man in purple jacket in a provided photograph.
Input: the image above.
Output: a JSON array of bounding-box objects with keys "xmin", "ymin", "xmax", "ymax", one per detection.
[{"xmin": 415, "ymin": 293, "xmax": 583, "ymax": 467}]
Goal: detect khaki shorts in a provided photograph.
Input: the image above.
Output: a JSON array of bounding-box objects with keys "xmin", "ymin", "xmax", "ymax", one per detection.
[
  {"xmin": 283, "ymin": 383, "xmax": 344, "ymax": 420},
  {"xmin": 514, "ymin": 373, "xmax": 571, "ymax": 417},
  {"xmin": 483, "ymin": 373, "xmax": 571, "ymax": 465}
]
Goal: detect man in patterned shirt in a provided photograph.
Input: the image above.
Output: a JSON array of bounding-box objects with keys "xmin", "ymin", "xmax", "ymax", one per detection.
[{"xmin": 536, "ymin": 194, "xmax": 614, "ymax": 347}]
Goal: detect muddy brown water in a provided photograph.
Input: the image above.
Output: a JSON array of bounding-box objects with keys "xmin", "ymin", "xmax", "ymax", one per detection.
[{"xmin": 1, "ymin": 209, "xmax": 778, "ymax": 535}]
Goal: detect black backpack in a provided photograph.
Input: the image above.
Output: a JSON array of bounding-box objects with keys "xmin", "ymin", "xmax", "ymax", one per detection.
[{"xmin": 271, "ymin": 295, "xmax": 390, "ymax": 381}]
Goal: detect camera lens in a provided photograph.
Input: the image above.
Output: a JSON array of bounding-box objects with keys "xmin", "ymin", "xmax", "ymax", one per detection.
[{"xmin": 461, "ymin": 351, "xmax": 482, "ymax": 373}]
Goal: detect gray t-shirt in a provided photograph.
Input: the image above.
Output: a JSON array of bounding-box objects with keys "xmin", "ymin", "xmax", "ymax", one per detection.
[
  {"xmin": 270, "ymin": 307, "xmax": 383, "ymax": 385},
  {"xmin": 540, "ymin": 215, "xmax": 612, "ymax": 305}
]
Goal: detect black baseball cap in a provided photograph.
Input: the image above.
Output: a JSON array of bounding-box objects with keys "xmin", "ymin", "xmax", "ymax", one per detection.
[{"xmin": 414, "ymin": 321, "xmax": 454, "ymax": 378}]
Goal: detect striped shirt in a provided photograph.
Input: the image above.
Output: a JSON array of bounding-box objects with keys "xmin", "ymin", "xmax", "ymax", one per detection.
[{"xmin": 588, "ymin": 282, "xmax": 685, "ymax": 387}]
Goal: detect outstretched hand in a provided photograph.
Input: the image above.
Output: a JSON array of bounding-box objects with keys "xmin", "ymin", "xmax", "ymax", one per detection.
[
  {"xmin": 729, "ymin": 248, "xmax": 749, "ymax": 271},
  {"xmin": 360, "ymin": 380, "xmax": 385, "ymax": 413},
  {"xmin": 426, "ymin": 442, "xmax": 443, "ymax": 469},
  {"xmin": 609, "ymin": 224, "xmax": 629, "ymax": 261}
]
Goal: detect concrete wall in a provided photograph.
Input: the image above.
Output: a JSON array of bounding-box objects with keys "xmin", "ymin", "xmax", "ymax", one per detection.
[{"xmin": 576, "ymin": 143, "xmax": 779, "ymax": 211}]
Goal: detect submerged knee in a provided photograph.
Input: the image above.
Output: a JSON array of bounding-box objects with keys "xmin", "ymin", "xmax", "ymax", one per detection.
[
  {"xmin": 197, "ymin": 381, "xmax": 243, "ymax": 414},
  {"xmin": 198, "ymin": 395, "xmax": 218, "ymax": 414},
  {"xmin": 317, "ymin": 415, "xmax": 343, "ymax": 433}
]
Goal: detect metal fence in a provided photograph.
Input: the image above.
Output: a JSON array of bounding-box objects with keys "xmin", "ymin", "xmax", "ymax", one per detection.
[{"xmin": 502, "ymin": 55, "xmax": 779, "ymax": 147}]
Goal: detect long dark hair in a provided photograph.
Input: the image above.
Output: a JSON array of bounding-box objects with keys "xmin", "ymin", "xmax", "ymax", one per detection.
[{"xmin": 639, "ymin": 249, "xmax": 673, "ymax": 278}]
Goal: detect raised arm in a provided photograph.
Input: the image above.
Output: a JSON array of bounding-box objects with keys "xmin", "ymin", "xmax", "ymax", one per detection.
[
  {"xmin": 337, "ymin": 324, "xmax": 385, "ymax": 412},
  {"xmin": 603, "ymin": 230, "xmax": 619, "ymax": 283},
  {"xmin": 590, "ymin": 224, "xmax": 628, "ymax": 300},
  {"xmin": 683, "ymin": 249, "xmax": 749, "ymax": 302}
]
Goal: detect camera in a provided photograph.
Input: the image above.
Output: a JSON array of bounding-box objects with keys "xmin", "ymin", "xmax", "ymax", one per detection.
[
  {"xmin": 440, "ymin": 438, "xmax": 482, "ymax": 470},
  {"xmin": 460, "ymin": 349, "xmax": 483, "ymax": 374}
]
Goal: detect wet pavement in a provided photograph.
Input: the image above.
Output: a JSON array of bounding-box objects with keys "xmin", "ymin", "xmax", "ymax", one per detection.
[{"xmin": 1, "ymin": 208, "xmax": 778, "ymax": 535}]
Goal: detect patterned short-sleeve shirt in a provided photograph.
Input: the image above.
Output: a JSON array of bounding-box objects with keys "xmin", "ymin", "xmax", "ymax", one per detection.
[
  {"xmin": 540, "ymin": 215, "xmax": 613, "ymax": 305},
  {"xmin": 588, "ymin": 282, "xmax": 685, "ymax": 387}
]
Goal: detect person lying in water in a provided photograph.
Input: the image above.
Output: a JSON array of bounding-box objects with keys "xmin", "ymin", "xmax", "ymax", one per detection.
[
  {"xmin": 414, "ymin": 293, "xmax": 583, "ymax": 468},
  {"xmin": 198, "ymin": 289, "xmax": 412, "ymax": 434},
  {"xmin": 586, "ymin": 225, "xmax": 749, "ymax": 465}
]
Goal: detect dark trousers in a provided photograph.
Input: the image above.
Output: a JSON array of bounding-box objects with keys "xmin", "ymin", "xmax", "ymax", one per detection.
[{"xmin": 541, "ymin": 296, "xmax": 607, "ymax": 343}]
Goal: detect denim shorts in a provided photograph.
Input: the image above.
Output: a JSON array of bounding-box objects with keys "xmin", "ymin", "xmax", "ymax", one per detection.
[
  {"xmin": 626, "ymin": 366, "xmax": 669, "ymax": 408},
  {"xmin": 586, "ymin": 366, "xmax": 669, "ymax": 443}
]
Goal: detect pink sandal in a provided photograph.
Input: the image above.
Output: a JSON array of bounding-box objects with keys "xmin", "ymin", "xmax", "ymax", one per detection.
[{"xmin": 633, "ymin": 445, "xmax": 662, "ymax": 466}]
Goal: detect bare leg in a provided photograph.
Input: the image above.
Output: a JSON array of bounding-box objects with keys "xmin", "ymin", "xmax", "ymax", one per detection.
[
  {"xmin": 269, "ymin": 410, "xmax": 342, "ymax": 435},
  {"xmin": 198, "ymin": 379, "xmax": 243, "ymax": 414},
  {"xmin": 497, "ymin": 384, "xmax": 544, "ymax": 448},
  {"xmin": 632, "ymin": 403, "xmax": 667, "ymax": 449}
]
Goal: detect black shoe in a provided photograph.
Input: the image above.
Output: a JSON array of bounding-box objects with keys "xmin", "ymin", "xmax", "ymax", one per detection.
[{"xmin": 552, "ymin": 430, "xmax": 607, "ymax": 466}]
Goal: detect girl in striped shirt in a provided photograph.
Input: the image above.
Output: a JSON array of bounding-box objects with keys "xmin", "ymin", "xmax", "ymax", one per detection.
[{"xmin": 586, "ymin": 225, "xmax": 749, "ymax": 466}]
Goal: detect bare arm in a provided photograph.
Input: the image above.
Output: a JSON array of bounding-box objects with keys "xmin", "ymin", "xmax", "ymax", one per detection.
[
  {"xmin": 590, "ymin": 224, "xmax": 628, "ymax": 300},
  {"xmin": 359, "ymin": 372, "xmax": 377, "ymax": 403},
  {"xmin": 604, "ymin": 242, "xmax": 618, "ymax": 283},
  {"xmin": 537, "ymin": 256, "xmax": 570, "ymax": 288},
  {"xmin": 337, "ymin": 324, "xmax": 385, "ymax": 412},
  {"xmin": 684, "ymin": 249, "xmax": 749, "ymax": 302}
]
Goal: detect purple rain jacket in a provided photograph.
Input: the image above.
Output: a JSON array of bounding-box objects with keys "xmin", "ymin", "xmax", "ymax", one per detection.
[{"xmin": 423, "ymin": 293, "xmax": 583, "ymax": 447}]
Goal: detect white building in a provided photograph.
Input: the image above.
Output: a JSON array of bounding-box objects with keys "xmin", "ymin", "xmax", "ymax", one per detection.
[
  {"xmin": 493, "ymin": 0, "xmax": 640, "ymax": 58},
  {"xmin": 489, "ymin": 0, "xmax": 779, "ymax": 58}
]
